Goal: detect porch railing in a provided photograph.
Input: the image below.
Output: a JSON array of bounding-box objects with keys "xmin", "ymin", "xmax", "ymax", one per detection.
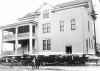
[
  {"xmin": 2, "ymin": 51, "xmax": 15, "ymax": 56},
  {"xmin": 3, "ymin": 34, "xmax": 15, "ymax": 41},
  {"xmin": 3, "ymin": 32, "xmax": 35, "ymax": 41}
]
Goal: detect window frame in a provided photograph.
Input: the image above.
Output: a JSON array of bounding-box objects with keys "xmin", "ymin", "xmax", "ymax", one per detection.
[
  {"xmin": 91, "ymin": 40, "xmax": 93, "ymax": 49},
  {"xmin": 89, "ymin": 38, "xmax": 91, "ymax": 49},
  {"xmin": 47, "ymin": 39, "xmax": 51, "ymax": 50},
  {"xmin": 43, "ymin": 40, "xmax": 46, "ymax": 50},
  {"xmin": 43, "ymin": 39, "xmax": 51, "ymax": 50},
  {"xmin": 32, "ymin": 25, "xmax": 35, "ymax": 33},
  {"xmin": 86, "ymin": 39, "xmax": 88, "ymax": 48},
  {"xmin": 88, "ymin": 21, "xmax": 90, "ymax": 32},
  {"xmin": 47, "ymin": 23, "xmax": 50, "ymax": 33},
  {"xmin": 43, "ymin": 24, "xmax": 46, "ymax": 33},
  {"xmin": 86, "ymin": 39, "xmax": 88, "ymax": 54},
  {"xmin": 47, "ymin": 10, "xmax": 49, "ymax": 18},
  {"xmin": 43, "ymin": 10, "xmax": 49, "ymax": 18},
  {"xmin": 71, "ymin": 19, "xmax": 76, "ymax": 30},
  {"xmin": 60, "ymin": 21, "xmax": 64, "ymax": 31},
  {"xmin": 43, "ymin": 10, "xmax": 47, "ymax": 18}
]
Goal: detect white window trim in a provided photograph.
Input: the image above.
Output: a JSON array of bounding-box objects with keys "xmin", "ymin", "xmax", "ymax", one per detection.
[{"xmin": 43, "ymin": 39, "xmax": 51, "ymax": 50}]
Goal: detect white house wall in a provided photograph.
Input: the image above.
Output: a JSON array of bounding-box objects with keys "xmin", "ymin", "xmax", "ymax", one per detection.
[
  {"xmin": 0, "ymin": 2, "xmax": 95, "ymax": 56},
  {"xmin": 37, "ymin": 4, "xmax": 86, "ymax": 55},
  {"xmin": 82, "ymin": 6, "xmax": 95, "ymax": 54}
]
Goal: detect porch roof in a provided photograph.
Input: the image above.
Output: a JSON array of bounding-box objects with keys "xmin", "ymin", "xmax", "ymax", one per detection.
[{"xmin": 0, "ymin": 20, "xmax": 36, "ymax": 29}]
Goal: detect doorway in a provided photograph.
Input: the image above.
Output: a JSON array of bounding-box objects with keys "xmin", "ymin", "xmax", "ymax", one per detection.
[{"xmin": 65, "ymin": 46, "xmax": 72, "ymax": 54}]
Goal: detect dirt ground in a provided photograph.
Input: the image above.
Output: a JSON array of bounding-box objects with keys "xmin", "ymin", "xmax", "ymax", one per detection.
[{"xmin": 0, "ymin": 65, "xmax": 100, "ymax": 71}]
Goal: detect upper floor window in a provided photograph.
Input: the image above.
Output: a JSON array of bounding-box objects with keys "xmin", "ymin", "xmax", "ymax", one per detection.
[
  {"xmin": 43, "ymin": 23, "xmax": 51, "ymax": 33},
  {"xmin": 32, "ymin": 25, "xmax": 35, "ymax": 33},
  {"xmin": 47, "ymin": 23, "xmax": 50, "ymax": 33},
  {"xmin": 43, "ymin": 10, "xmax": 49, "ymax": 18},
  {"xmin": 88, "ymin": 21, "xmax": 90, "ymax": 32},
  {"xmin": 71, "ymin": 19, "xmax": 76, "ymax": 30},
  {"xmin": 60, "ymin": 21, "xmax": 64, "ymax": 31},
  {"xmin": 47, "ymin": 10, "xmax": 49, "ymax": 18},
  {"xmin": 43, "ymin": 24, "xmax": 46, "ymax": 33}
]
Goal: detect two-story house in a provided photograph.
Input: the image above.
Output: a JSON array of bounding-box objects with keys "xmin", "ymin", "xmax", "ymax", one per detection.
[{"xmin": 0, "ymin": 0, "xmax": 96, "ymax": 57}]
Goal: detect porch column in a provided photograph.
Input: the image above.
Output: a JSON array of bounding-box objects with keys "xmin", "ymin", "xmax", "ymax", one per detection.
[
  {"xmin": 1, "ymin": 29, "xmax": 3, "ymax": 57},
  {"xmin": 29, "ymin": 23, "xmax": 33, "ymax": 54},
  {"xmin": 35, "ymin": 25, "xmax": 38, "ymax": 54},
  {"xmin": 15, "ymin": 27, "xmax": 18, "ymax": 55}
]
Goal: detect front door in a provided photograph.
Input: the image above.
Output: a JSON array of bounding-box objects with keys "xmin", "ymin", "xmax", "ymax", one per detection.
[{"xmin": 65, "ymin": 46, "xmax": 72, "ymax": 54}]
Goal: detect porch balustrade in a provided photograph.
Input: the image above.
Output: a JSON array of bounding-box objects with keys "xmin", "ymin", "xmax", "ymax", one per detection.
[{"xmin": 3, "ymin": 32, "xmax": 35, "ymax": 41}]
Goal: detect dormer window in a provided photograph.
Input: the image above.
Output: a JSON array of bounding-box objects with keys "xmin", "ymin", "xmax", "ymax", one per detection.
[{"xmin": 43, "ymin": 10, "xmax": 49, "ymax": 18}]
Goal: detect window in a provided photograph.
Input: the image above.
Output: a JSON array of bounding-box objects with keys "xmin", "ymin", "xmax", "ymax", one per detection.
[
  {"xmin": 32, "ymin": 26, "xmax": 35, "ymax": 33},
  {"xmin": 89, "ymin": 38, "xmax": 91, "ymax": 49},
  {"xmin": 47, "ymin": 23, "xmax": 50, "ymax": 33},
  {"xmin": 43, "ymin": 40, "xmax": 46, "ymax": 50},
  {"xmin": 47, "ymin": 10, "xmax": 49, "ymax": 18},
  {"xmin": 43, "ymin": 23, "xmax": 51, "ymax": 33},
  {"xmin": 86, "ymin": 39, "xmax": 88, "ymax": 48},
  {"xmin": 43, "ymin": 10, "xmax": 49, "ymax": 18},
  {"xmin": 88, "ymin": 21, "xmax": 90, "ymax": 32},
  {"xmin": 43, "ymin": 10, "xmax": 46, "ymax": 18},
  {"xmin": 60, "ymin": 21, "xmax": 64, "ymax": 31},
  {"xmin": 91, "ymin": 40, "xmax": 93, "ymax": 49},
  {"xmin": 43, "ymin": 24, "xmax": 46, "ymax": 33},
  {"xmin": 43, "ymin": 39, "xmax": 51, "ymax": 50},
  {"xmin": 47, "ymin": 39, "xmax": 51, "ymax": 50},
  {"xmin": 71, "ymin": 19, "xmax": 76, "ymax": 30},
  {"xmin": 86, "ymin": 39, "xmax": 88, "ymax": 54}
]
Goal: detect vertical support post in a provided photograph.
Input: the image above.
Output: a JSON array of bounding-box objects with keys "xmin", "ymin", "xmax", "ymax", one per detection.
[
  {"xmin": 15, "ymin": 27, "xmax": 18, "ymax": 55},
  {"xmin": 29, "ymin": 23, "xmax": 33, "ymax": 54},
  {"xmin": 34, "ymin": 23, "xmax": 38, "ymax": 55},
  {"xmin": 1, "ymin": 29, "xmax": 3, "ymax": 57}
]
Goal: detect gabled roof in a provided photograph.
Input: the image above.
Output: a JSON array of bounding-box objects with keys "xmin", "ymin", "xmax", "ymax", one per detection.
[
  {"xmin": 55, "ymin": 0, "xmax": 90, "ymax": 8},
  {"xmin": 23, "ymin": 12, "xmax": 34, "ymax": 18},
  {"xmin": 18, "ymin": 12, "xmax": 40, "ymax": 21},
  {"xmin": 0, "ymin": 0, "xmax": 94, "ymax": 29},
  {"xmin": 20, "ymin": 0, "xmax": 93, "ymax": 20},
  {"xmin": 20, "ymin": 2, "xmax": 53, "ymax": 19}
]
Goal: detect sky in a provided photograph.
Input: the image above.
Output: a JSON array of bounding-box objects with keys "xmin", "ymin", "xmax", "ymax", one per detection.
[{"xmin": 0, "ymin": 0, "xmax": 100, "ymax": 52}]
